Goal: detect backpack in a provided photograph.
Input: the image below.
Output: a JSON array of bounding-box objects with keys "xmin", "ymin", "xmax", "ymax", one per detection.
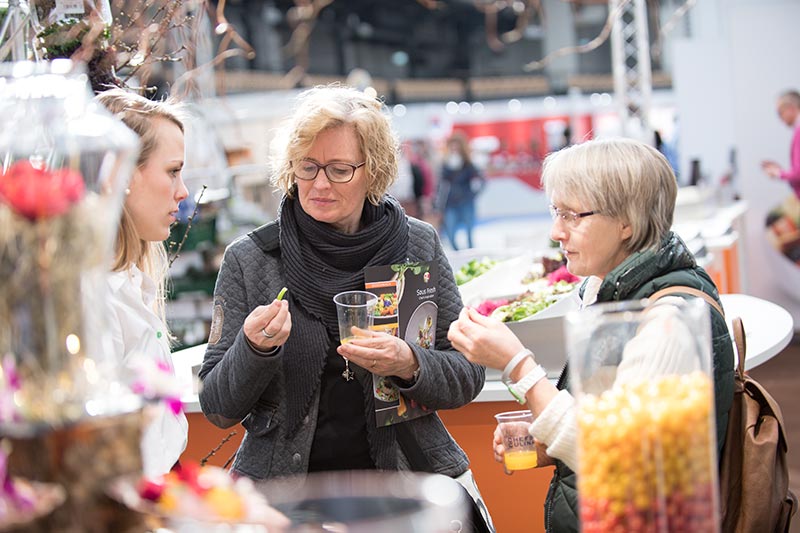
[
  {"xmin": 719, "ymin": 317, "xmax": 797, "ymax": 532},
  {"xmin": 650, "ymin": 286, "xmax": 797, "ymax": 532}
]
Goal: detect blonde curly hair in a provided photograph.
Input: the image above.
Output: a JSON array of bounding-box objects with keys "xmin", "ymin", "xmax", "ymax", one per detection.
[{"xmin": 270, "ymin": 85, "xmax": 398, "ymax": 205}]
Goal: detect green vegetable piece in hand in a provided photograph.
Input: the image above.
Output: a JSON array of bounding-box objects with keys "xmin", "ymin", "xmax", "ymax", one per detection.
[{"xmin": 277, "ymin": 287, "xmax": 288, "ymax": 301}]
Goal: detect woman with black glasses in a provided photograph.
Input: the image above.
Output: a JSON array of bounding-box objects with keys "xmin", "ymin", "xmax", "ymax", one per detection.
[{"xmin": 198, "ymin": 85, "xmax": 492, "ymax": 530}]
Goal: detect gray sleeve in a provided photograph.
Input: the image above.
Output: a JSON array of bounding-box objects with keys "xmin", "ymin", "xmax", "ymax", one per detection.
[
  {"xmin": 393, "ymin": 223, "xmax": 485, "ymax": 409},
  {"xmin": 198, "ymin": 243, "xmax": 283, "ymax": 426}
]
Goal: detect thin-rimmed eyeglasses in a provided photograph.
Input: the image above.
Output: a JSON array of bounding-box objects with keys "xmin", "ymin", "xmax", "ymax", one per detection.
[
  {"xmin": 293, "ymin": 160, "xmax": 366, "ymax": 184},
  {"xmin": 548, "ymin": 204, "xmax": 596, "ymax": 225}
]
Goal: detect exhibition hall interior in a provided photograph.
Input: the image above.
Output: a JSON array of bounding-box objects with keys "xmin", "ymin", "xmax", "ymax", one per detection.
[{"xmin": 0, "ymin": 0, "xmax": 798, "ymax": 531}]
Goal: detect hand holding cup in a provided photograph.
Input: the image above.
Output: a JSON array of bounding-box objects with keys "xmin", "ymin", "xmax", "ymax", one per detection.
[{"xmin": 494, "ymin": 410, "xmax": 538, "ymax": 471}]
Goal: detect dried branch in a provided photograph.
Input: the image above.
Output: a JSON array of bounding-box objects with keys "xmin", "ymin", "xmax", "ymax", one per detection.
[
  {"xmin": 500, "ymin": 0, "xmax": 542, "ymax": 45},
  {"xmin": 652, "ymin": 0, "xmax": 697, "ymax": 60},
  {"xmin": 484, "ymin": 6, "xmax": 503, "ymax": 52},
  {"xmin": 416, "ymin": 0, "xmax": 444, "ymax": 8},
  {"xmin": 121, "ymin": 0, "xmax": 185, "ymax": 84},
  {"xmin": 281, "ymin": 0, "xmax": 334, "ymax": 83},
  {"xmin": 168, "ymin": 185, "xmax": 207, "ymax": 268},
  {"xmin": 473, "ymin": 0, "xmax": 545, "ymax": 52},
  {"xmin": 523, "ymin": 0, "xmax": 631, "ymax": 71},
  {"xmin": 173, "ymin": 47, "xmax": 248, "ymax": 96},
  {"xmin": 222, "ymin": 452, "xmax": 236, "ymax": 470},
  {"xmin": 200, "ymin": 430, "xmax": 237, "ymax": 467},
  {"xmin": 213, "ymin": 0, "xmax": 255, "ymax": 60}
]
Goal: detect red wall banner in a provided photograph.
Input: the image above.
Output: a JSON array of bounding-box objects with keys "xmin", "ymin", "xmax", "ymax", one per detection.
[{"xmin": 453, "ymin": 114, "xmax": 594, "ymax": 190}]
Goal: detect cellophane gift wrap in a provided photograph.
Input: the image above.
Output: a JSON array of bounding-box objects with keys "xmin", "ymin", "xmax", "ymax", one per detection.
[
  {"xmin": 565, "ymin": 298, "xmax": 719, "ymax": 532},
  {"xmin": 0, "ymin": 59, "xmax": 141, "ymax": 436}
]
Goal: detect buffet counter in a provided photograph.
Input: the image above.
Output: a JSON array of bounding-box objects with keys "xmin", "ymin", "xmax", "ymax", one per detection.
[
  {"xmin": 173, "ymin": 293, "xmax": 793, "ymax": 411},
  {"xmin": 173, "ymin": 292, "xmax": 792, "ymax": 533}
]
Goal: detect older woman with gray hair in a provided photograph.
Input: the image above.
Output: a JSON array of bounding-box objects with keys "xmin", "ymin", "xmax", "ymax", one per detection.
[
  {"xmin": 449, "ymin": 138, "xmax": 733, "ymax": 533},
  {"xmin": 199, "ymin": 85, "xmax": 491, "ymax": 529}
]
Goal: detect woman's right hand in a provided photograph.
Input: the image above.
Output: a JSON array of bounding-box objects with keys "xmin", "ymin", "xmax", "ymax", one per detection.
[
  {"xmin": 492, "ymin": 424, "xmax": 506, "ymax": 465},
  {"xmin": 243, "ymin": 299, "xmax": 291, "ymax": 351},
  {"xmin": 493, "ymin": 425, "xmax": 555, "ymax": 471}
]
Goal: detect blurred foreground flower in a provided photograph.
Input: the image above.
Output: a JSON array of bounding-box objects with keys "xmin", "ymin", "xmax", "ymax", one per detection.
[
  {"xmin": 0, "ymin": 160, "xmax": 85, "ymax": 220},
  {"xmin": 131, "ymin": 359, "xmax": 192, "ymax": 415}
]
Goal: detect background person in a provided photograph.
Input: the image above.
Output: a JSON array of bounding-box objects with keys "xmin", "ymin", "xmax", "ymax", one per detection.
[
  {"xmin": 762, "ymin": 90, "xmax": 800, "ymax": 198},
  {"xmin": 407, "ymin": 140, "xmax": 435, "ymax": 219},
  {"xmin": 97, "ymin": 88, "xmax": 190, "ymax": 477},
  {"xmin": 448, "ymin": 138, "xmax": 734, "ymax": 533},
  {"xmin": 198, "ymin": 86, "xmax": 489, "ymax": 528},
  {"xmin": 438, "ymin": 132, "xmax": 484, "ymax": 250}
]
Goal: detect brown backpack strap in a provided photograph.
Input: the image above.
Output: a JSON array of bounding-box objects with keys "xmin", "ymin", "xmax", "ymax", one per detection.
[
  {"xmin": 731, "ymin": 316, "xmax": 746, "ymax": 379},
  {"xmin": 649, "ymin": 285, "xmax": 746, "ymax": 377},
  {"xmin": 649, "ymin": 285, "xmax": 724, "ymax": 317}
]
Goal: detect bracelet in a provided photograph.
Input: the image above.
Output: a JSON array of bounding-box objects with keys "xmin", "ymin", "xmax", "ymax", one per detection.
[
  {"xmin": 501, "ymin": 349, "xmax": 533, "ymax": 385},
  {"xmin": 508, "ymin": 364, "xmax": 547, "ymax": 405}
]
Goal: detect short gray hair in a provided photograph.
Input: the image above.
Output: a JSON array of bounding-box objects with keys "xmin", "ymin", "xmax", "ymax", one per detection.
[
  {"xmin": 541, "ymin": 138, "xmax": 677, "ymax": 252},
  {"xmin": 778, "ymin": 90, "xmax": 800, "ymax": 109}
]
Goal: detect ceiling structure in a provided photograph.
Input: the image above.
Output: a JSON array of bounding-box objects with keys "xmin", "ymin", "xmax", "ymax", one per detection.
[{"xmin": 213, "ymin": 0, "xmax": 686, "ymax": 102}]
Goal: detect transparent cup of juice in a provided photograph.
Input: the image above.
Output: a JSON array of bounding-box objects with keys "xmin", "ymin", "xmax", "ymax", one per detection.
[{"xmin": 494, "ymin": 410, "xmax": 537, "ymax": 471}]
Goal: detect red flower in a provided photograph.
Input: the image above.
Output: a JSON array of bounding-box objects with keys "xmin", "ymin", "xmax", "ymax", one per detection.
[
  {"xmin": 0, "ymin": 160, "xmax": 85, "ymax": 220},
  {"xmin": 137, "ymin": 478, "xmax": 166, "ymax": 501},
  {"xmin": 172, "ymin": 461, "xmax": 206, "ymax": 494}
]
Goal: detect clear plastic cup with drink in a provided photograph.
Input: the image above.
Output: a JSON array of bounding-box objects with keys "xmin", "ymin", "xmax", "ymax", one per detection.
[
  {"xmin": 494, "ymin": 410, "xmax": 537, "ymax": 471},
  {"xmin": 333, "ymin": 290, "xmax": 378, "ymax": 344}
]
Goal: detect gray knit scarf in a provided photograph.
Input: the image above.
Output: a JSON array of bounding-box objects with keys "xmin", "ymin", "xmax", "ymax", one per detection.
[{"xmin": 279, "ymin": 193, "xmax": 410, "ymax": 434}]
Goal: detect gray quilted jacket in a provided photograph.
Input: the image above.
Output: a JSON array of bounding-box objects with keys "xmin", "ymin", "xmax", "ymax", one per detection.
[{"xmin": 198, "ymin": 217, "xmax": 485, "ymax": 480}]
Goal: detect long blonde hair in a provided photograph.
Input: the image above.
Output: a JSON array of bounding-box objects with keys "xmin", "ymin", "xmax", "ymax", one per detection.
[{"xmin": 96, "ymin": 88, "xmax": 185, "ymax": 330}]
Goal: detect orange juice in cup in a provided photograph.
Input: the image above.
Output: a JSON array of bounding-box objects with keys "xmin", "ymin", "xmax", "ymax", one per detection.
[
  {"xmin": 495, "ymin": 410, "xmax": 537, "ymax": 471},
  {"xmin": 504, "ymin": 449, "xmax": 538, "ymax": 470}
]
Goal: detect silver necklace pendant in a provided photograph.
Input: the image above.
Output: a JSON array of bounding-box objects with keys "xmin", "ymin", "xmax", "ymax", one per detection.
[{"xmin": 342, "ymin": 359, "xmax": 354, "ymax": 381}]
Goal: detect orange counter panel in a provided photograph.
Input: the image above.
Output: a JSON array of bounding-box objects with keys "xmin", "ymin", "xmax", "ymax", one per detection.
[{"xmin": 184, "ymin": 399, "xmax": 550, "ymax": 533}]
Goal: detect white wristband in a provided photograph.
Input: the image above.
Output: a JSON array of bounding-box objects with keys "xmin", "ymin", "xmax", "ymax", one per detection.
[
  {"xmin": 501, "ymin": 349, "xmax": 533, "ymax": 385},
  {"xmin": 508, "ymin": 364, "xmax": 547, "ymax": 404}
]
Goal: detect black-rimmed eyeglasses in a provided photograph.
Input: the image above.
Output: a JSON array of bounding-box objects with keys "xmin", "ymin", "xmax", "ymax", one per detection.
[
  {"xmin": 293, "ymin": 160, "xmax": 366, "ymax": 184},
  {"xmin": 548, "ymin": 204, "xmax": 597, "ymax": 226}
]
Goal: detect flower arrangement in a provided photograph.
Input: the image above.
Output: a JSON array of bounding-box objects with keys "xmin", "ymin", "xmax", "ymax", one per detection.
[
  {"xmin": 0, "ymin": 160, "xmax": 111, "ymax": 426},
  {"xmin": 108, "ymin": 462, "xmax": 290, "ymax": 528},
  {"xmin": 0, "ymin": 61, "xmax": 140, "ymax": 433},
  {"xmin": 0, "ymin": 441, "xmax": 66, "ymax": 527},
  {"xmin": 131, "ymin": 359, "xmax": 189, "ymax": 416}
]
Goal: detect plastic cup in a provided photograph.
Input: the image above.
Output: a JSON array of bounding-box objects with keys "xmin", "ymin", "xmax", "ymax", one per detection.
[
  {"xmin": 494, "ymin": 410, "xmax": 537, "ymax": 471},
  {"xmin": 333, "ymin": 290, "xmax": 378, "ymax": 345}
]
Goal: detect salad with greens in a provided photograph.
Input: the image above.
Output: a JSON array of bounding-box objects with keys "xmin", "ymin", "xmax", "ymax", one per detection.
[
  {"xmin": 455, "ymin": 257, "xmax": 498, "ymax": 285},
  {"xmin": 482, "ymin": 279, "xmax": 577, "ymax": 323}
]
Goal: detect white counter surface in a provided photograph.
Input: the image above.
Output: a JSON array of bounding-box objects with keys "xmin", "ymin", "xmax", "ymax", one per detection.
[
  {"xmin": 720, "ymin": 293, "xmax": 793, "ymax": 370},
  {"xmin": 172, "ymin": 293, "xmax": 793, "ymax": 413}
]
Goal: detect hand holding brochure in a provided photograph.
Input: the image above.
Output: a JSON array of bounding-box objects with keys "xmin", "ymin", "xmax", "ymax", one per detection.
[{"xmin": 364, "ymin": 261, "xmax": 438, "ymax": 426}]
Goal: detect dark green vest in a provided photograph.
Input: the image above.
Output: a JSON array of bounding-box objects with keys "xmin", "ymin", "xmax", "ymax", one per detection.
[{"xmin": 544, "ymin": 232, "xmax": 735, "ymax": 533}]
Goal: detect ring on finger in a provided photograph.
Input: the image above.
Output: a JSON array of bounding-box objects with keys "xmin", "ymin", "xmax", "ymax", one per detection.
[
  {"xmin": 261, "ymin": 327, "xmax": 275, "ymax": 339},
  {"xmin": 371, "ymin": 359, "xmax": 377, "ymax": 368}
]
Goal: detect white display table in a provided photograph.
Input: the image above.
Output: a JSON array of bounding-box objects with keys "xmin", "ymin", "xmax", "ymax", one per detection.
[
  {"xmin": 719, "ymin": 293, "xmax": 794, "ymax": 370},
  {"xmin": 172, "ymin": 293, "xmax": 793, "ymax": 410}
]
